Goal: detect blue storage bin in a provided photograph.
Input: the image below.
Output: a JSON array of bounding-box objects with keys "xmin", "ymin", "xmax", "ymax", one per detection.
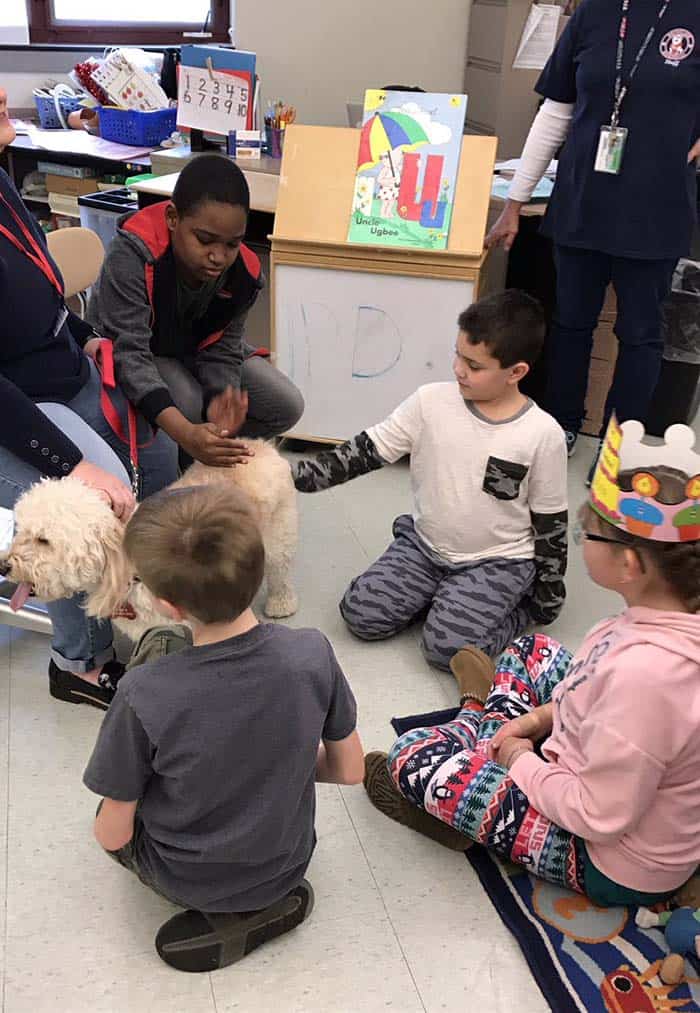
[
  {"xmin": 33, "ymin": 91, "xmax": 83, "ymax": 130},
  {"xmin": 98, "ymin": 107, "xmax": 177, "ymax": 147}
]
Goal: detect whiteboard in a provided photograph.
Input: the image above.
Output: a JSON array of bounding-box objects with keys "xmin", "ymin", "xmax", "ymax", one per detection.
[{"xmin": 274, "ymin": 265, "xmax": 475, "ymax": 440}]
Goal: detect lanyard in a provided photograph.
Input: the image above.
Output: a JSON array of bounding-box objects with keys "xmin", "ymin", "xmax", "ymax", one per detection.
[
  {"xmin": 0, "ymin": 192, "xmax": 64, "ymax": 296},
  {"xmin": 612, "ymin": 0, "xmax": 672, "ymax": 126}
]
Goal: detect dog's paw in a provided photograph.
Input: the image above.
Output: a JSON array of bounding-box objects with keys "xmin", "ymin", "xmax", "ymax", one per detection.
[{"xmin": 264, "ymin": 590, "xmax": 298, "ymax": 619}]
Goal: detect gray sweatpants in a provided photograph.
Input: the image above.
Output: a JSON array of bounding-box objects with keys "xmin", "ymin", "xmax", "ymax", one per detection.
[
  {"xmin": 155, "ymin": 349, "xmax": 304, "ymax": 439},
  {"xmin": 339, "ymin": 515, "xmax": 535, "ymax": 670}
]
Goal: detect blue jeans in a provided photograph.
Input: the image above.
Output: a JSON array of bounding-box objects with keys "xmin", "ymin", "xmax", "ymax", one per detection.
[
  {"xmin": 0, "ymin": 363, "xmax": 178, "ymax": 673},
  {"xmin": 545, "ymin": 245, "xmax": 677, "ymax": 435}
]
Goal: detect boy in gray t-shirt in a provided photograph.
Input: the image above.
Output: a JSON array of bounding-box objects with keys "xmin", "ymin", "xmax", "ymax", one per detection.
[{"xmin": 84, "ymin": 483, "xmax": 362, "ymax": 974}]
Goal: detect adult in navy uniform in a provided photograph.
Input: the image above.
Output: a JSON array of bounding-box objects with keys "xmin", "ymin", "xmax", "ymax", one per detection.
[
  {"xmin": 0, "ymin": 88, "xmax": 177, "ymax": 709},
  {"xmin": 488, "ymin": 0, "xmax": 700, "ymax": 458}
]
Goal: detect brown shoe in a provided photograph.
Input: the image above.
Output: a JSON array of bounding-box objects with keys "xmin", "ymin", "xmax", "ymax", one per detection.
[
  {"xmin": 363, "ymin": 751, "xmax": 470, "ymax": 852},
  {"xmin": 449, "ymin": 646, "xmax": 496, "ymax": 706}
]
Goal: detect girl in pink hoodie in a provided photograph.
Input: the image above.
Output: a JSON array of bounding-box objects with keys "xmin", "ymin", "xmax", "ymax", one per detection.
[{"xmin": 365, "ymin": 491, "xmax": 700, "ymax": 906}]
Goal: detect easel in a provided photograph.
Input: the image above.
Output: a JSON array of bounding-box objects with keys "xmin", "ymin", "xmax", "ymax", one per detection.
[{"xmin": 270, "ymin": 125, "xmax": 500, "ymax": 442}]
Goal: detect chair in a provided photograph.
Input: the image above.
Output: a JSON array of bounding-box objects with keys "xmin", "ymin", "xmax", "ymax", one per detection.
[
  {"xmin": 1, "ymin": 227, "xmax": 105, "ymax": 635},
  {"xmin": 47, "ymin": 225, "xmax": 105, "ymax": 304}
]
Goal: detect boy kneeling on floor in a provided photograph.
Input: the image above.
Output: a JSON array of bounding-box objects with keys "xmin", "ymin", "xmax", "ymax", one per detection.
[{"xmin": 83, "ymin": 483, "xmax": 363, "ymax": 973}]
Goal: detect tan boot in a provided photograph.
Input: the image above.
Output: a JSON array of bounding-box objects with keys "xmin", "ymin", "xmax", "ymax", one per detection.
[
  {"xmin": 449, "ymin": 646, "xmax": 496, "ymax": 706},
  {"xmin": 363, "ymin": 752, "xmax": 470, "ymax": 852}
]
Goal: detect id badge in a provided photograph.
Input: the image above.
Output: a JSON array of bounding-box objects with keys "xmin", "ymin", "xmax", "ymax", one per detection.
[
  {"xmin": 594, "ymin": 125, "xmax": 628, "ymax": 175},
  {"xmin": 51, "ymin": 303, "xmax": 69, "ymax": 337}
]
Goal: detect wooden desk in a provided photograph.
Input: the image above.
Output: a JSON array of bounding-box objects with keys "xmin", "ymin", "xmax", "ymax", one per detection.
[{"xmin": 131, "ymin": 169, "xmax": 280, "ymax": 215}]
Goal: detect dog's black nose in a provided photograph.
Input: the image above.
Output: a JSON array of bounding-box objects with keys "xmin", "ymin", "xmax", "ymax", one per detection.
[{"xmin": 0, "ymin": 560, "xmax": 10, "ymax": 577}]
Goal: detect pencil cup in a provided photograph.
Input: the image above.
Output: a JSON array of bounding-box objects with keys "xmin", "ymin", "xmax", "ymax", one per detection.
[{"xmin": 265, "ymin": 125, "xmax": 285, "ymax": 159}]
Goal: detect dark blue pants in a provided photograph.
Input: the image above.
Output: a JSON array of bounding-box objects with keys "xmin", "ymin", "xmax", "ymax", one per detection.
[{"xmin": 545, "ymin": 245, "xmax": 677, "ymax": 435}]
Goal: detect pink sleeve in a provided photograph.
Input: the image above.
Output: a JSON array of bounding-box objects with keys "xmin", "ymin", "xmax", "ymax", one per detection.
[{"xmin": 510, "ymin": 727, "xmax": 665, "ymax": 842}]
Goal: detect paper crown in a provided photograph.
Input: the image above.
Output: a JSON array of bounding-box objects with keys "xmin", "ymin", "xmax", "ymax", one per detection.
[{"xmin": 590, "ymin": 416, "xmax": 700, "ymax": 543}]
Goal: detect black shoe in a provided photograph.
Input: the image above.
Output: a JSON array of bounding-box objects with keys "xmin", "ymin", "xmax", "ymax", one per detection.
[
  {"xmin": 565, "ymin": 430, "xmax": 578, "ymax": 458},
  {"xmin": 155, "ymin": 880, "xmax": 315, "ymax": 973},
  {"xmin": 48, "ymin": 659, "xmax": 125, "ymax": 711}
]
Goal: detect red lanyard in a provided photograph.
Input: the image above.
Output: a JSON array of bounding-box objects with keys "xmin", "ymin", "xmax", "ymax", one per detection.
[{"xmin": 0, "ymin": 192, "xmax": 64, "ymax": 296}]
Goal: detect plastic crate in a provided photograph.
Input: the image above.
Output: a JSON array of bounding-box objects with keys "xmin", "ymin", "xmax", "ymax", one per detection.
[
  {"xmin": 34, "ymin": 92, "xmax": 83, "ymax": 130},
  {"xmin": 78, "ymin": 188, "xmax": 138, "ymax": 250},
  {"xmin": 98, "ymin": 106, "xmax": 177, "ymax": 147}
]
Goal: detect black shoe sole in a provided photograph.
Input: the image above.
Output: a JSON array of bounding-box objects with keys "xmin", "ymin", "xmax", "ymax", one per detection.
[{"xmin": 155, "ymin": 881, "xmax": 315, "ymax": 972}]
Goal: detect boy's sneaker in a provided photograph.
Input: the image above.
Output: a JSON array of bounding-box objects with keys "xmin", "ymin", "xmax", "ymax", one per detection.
[
  {"xmin": 48, "ymin": 659, "xmax": 125, "ymax": 711},
  {"xmin": 155, "ymin": 880, "xmax": 315, "ymax": 972},
  {"xmin": 586, "ymin": 439, "xmax": 604, "ymax": 488},
  {"xmin": 565, "ymin": 431, "xmax": 578, "ymax": 457},
  {"xmin": 363, "ymin": 751, "xmax": 470, "ymax": 851}
]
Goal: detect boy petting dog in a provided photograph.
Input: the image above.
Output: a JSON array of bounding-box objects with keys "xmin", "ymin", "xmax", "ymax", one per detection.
[{"xmin": 293, "ymin": 290, "xmax": 568, "ymax": 671}]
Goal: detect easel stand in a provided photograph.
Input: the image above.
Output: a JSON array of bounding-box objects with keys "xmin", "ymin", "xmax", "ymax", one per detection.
[{"xmin": 270, "ymin": 125, "xmax": 499, "ymax": 442}]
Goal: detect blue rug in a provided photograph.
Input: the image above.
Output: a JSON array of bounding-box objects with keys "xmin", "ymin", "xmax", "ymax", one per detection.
[{"xmin": 467, "ymin": 846, "xmax": 700, "ymax": 1013}]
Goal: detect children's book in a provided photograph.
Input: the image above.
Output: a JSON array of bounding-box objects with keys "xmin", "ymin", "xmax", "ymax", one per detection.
[{"xmin": 347, "ymin": 90, "xmax": 468, "ymax": 252}]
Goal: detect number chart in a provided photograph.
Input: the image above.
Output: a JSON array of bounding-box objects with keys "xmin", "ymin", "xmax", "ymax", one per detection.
[{"xmin": 177, "ymin": 66, "xmax": 252, "ymax": 136}]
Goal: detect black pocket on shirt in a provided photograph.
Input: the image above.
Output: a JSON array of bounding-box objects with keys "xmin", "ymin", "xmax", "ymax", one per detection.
[{"xmin": 483, "ymin": 457, "xmax": 529, "ymax": 501}]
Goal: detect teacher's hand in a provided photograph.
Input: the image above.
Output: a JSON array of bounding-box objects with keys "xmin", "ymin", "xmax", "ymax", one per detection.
[
  {"xmin": 72, "ymin": 460, "xmax": 135, "ymax": 521},
  {"xmin": 485, "ymin": 199, "xmax": 523, "ymax": 252},
  {"xmin": 83, "ymin": 337, "xmax": 102, "ymax": 362},
  {"xmin": 688, "ymin": 138, "xmax": 700, "ymax": 164}
]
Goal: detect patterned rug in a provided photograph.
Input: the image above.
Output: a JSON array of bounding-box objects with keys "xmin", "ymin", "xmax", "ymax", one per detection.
[{"xmin": 467, "ymin": 846, "xmax": 700, "ymax": 1013}]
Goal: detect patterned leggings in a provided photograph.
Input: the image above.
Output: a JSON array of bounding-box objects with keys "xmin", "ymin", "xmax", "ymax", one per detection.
[{"xmin": 388, "ymin": 633, "xmax": 586, "ymax": 892}]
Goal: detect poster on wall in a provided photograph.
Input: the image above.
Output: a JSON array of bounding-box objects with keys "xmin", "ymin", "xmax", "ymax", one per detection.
[{"xmin": 347, "ymin": 89, "xmax": 467, "ymax": 252}]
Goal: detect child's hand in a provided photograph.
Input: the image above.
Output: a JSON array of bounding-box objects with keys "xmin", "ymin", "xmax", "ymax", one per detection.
[
  {"xmin": 181, "ymin": 422, "xmax": 254, "ymax": 468},
  {"xmin": 495, "ymin": 736, "xmax": 534, "ymax": 770},
  {"xmin": 207, "ymin": 387, "xmax": 248, "ymax": 437},
  {"xmin": 489, "ymin": 712, "xmax": 542, "ymax": 761}
]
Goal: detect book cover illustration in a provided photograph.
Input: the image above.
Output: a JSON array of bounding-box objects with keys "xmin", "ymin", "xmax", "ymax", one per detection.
[{"xmin": 347, "ymin": 90, "xmax": 467, "ymax": 251}]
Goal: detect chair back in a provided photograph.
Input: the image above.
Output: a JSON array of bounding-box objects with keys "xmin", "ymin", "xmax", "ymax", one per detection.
[{"xmin": 46, "ymin": 226, "xmax": 104, "ymax": 298}]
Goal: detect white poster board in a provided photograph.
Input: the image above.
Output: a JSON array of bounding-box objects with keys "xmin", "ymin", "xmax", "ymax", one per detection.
[
  {"xmin": 274, "ymin": 264, "xmax": 475, "ymax": 440},
  {"xmin": 177, "ymin": 66, "xmax": 251, "ymax": 135}
]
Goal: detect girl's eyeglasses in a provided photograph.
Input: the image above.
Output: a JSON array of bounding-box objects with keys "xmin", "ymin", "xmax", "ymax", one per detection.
[{"xmin": 572, "ymin": 523, "xmax": 625, "ymax": 548}]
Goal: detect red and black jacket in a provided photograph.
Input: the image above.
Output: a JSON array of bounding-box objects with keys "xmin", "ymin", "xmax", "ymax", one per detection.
[{"xmin": 88, "ymin": 200, "xmax": 264, "ymax": 425}]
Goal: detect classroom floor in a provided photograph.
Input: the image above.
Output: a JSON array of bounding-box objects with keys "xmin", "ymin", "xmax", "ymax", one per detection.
[{"xmin": 0, "ymin": 435, "xmax": 648, "ymax": 1012}]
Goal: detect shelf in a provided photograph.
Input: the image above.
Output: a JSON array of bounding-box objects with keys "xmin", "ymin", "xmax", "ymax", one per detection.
[{"xmin": 21, "ymin": 193, "xmax": 49, "ymax": 205}]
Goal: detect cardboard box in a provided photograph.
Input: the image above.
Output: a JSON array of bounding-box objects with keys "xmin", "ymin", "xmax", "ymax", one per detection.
[{"xmin": 46, "ymin": 174, "xmax": 102, "ymax": 198}]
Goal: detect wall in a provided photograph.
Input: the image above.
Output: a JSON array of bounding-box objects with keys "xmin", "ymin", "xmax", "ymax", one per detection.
[
  {"xmin": 235, "ymin": 0, "xmax": 472, "ymax": 127},
  {"xmin": 2, "ymin": 0, "xmax": 472, "ymax": 125},
  {"xmin": 2, "ymin": 48, "xmax": 104, "ymax": 112}
]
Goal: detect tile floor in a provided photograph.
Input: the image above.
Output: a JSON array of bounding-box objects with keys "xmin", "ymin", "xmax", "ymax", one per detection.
[{"xmin": 0, "ymin": 435, "xmax": 639, "ymax": 1012}]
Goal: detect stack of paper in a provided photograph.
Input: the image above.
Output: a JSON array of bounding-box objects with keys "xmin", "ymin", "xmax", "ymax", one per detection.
[
  {"xmin": 494, "ymin": 158, "xmax": 558, "ymax": 177},
  {"xmin": 513, "ymin": 4, "xmax": 563, "ymax": 71}
]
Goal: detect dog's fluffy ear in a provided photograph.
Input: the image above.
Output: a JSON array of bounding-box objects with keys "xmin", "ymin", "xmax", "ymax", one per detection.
[{"xmin": 84, "ymin": 519, "xmax": 132, "ymax": 620}]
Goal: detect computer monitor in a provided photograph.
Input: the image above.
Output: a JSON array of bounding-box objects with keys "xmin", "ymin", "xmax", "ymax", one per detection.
[{"xmin": 346, "ymin": 102, "xmax": 364, "ymax": 128}]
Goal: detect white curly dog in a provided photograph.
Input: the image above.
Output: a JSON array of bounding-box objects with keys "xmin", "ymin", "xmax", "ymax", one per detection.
[{"xmin": 1, "ymin": 439, "xmax": 298, "ymax": 641}]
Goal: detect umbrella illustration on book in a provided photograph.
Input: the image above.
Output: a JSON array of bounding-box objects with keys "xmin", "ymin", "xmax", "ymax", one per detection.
[{"xmin": 356, "ymin": 110, "xmax": 430, "ymax": 174}]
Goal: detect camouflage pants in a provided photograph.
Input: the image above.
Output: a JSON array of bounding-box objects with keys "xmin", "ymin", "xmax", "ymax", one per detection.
[
  {"xmin": 126, "ymin": 624, "xmax": 193, "ymax": 671},
  {"xmin": 339, "ymin": 515, "xmax": 535, "ymax": 670}
]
